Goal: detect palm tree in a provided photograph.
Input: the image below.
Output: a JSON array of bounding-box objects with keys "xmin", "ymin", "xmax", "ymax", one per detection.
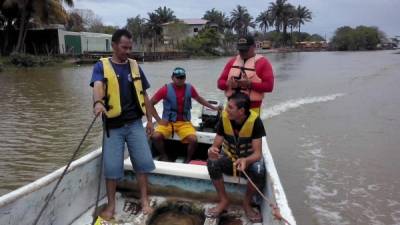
[
  {"xmin": 267, "ymin": 0, "xmax": 288, "ymax": 33},
  {"xmin": 202, "ymin": 8, "xmax": 229, "ymax": 33},
  {"xmin": 2, "ymin": 0, "xmax": 74, "ymax": 53},
  {"xmin": 256, "ymin": 10, "xmax": 273, "ymax": 34},
  {"xmin": 267, "ymin": 0, "xmax": 298, "ymax": 45},
  {"xmin": 296, "ymin": 5, "xmax": 312, "ymax": 33},
  {"xmin": 125, "ymin": 15, "xmax": 146, "ymax": 48},
  {"xmin": 230, "ymin": 5, "xmax": 254, "ymax": 36},
  {"xmin": 145, "ymin": 6, "xmax": 176, "ymax": 52}
]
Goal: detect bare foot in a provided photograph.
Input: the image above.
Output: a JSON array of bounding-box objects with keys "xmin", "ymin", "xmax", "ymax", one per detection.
[
  {"xmin": 99, "ymin": 205, "xmax": 115, "ymax": 221},
  {"xmin": 141, "ymin": 198, "xmax": 154, "ymax": 215},
  {"xmin": 243, "ymin": 203, "xmax": 262, "ymax": 223},
  {"xmin": 206, "ymin": 198, "xmax": 229, "ymax": 218}
]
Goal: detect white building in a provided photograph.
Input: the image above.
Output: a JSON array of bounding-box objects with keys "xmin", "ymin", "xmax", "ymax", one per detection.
[
  {"xmin": 162, "ymin": 19, "xmax": 208, "ymax": 45},
  {"xmin": 58, "ymin": 30, "xmax": 112, "ymax": 54}
]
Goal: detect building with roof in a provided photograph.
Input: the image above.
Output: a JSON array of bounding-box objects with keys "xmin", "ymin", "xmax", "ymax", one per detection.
[
  {"xmin": 0, "ymin": 26, "xmax": 111, "ymax": 55},
  {"xmin": 161, "ymin": 19, "xmax": 208, "ymax": 45}
]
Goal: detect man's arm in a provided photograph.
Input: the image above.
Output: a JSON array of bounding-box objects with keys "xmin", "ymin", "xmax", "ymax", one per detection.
[
  {"xmin": 143, "ymin": 91, "xmax": 157, "ymax": 136},
  {"xmin": 208, "ymin": 134, "xmax": 224, "ymax": 160},
  {"xmin": 92, "ymin": 81, "xmax": 106, "ymax": 116},
  {"xmin": 217, "ymin": 58, "xmax": 235, "ymax": 90},
  {"xmin": 149, "ymin": 86, "xmax": 168, "ymax": 124},
  {"xmin": 143, "ymin": 91, "xmax": 156, "ymax": 122},
  {"xmin": 150, "ymin": 97, "xmax": 162, "ymax": 123},
  {"xmin": 250, "ymin": 58, "xmax": 274, "ymax": 93},
  {"xmin": 193, "ymin": 95, "xmax": 219, "ymax": 111}
]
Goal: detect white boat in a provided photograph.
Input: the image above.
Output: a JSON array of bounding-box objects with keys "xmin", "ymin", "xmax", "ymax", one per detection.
[{"xmin": 0, "ymin": 112, "xmax": 296, "ymax": 225}]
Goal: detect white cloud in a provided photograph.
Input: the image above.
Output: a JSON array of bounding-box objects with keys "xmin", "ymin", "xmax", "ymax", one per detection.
[{"xmin": 68, "ymin": 0, "xmax": 400, "ymax": 37}]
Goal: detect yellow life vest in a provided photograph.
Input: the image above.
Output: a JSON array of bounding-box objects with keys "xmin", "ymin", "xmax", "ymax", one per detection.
[
  {"xmin": 222, "ymin": 110, "xmax": 258, "ymax": 156},
  {"xmin": 221, "ymin": 110, "xmax": 258, "ymax": 177},
  {"xmin": 100, "ymin": 58, "xmax": 146, "ymax": 118}
]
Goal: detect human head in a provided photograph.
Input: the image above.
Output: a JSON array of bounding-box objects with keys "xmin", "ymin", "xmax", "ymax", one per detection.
[
  {"xmin": 171, "ymin": 67, "xmax": 186, "ymax": 87},
  {"xmin": 237, "ymin": 35, "xmax": 256, "ymax": 60},
  {"xmin": 226, "ymin": 92, "xmax": 251, "ymax": 120},
  {"xmin": 111, "ymin": 29, "xmax": 133, "ymax": 62}
]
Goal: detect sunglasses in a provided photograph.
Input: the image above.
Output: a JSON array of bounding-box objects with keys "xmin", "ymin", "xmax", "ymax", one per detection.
[{"xmin": 175, "ymin": 75, "xmax": 186, "ymax": 80}]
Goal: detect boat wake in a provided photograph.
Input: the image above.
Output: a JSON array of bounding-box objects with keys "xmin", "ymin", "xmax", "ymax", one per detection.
[{"xmin": 261, "ymin": 93, "xmax": 345, "ymax": 120}]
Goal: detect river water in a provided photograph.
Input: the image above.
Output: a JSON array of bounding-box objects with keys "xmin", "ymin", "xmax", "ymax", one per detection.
[{"xmin": 0, "ymin": 50, "xmax": 399, "ymax": 225}]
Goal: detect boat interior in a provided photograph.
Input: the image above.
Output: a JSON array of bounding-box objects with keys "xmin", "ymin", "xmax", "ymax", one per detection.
[{"xmin": 72, "ymin": 133, "xmax": 260, "ymax": 225}]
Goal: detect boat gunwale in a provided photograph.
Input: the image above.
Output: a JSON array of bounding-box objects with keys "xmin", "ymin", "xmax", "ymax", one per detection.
[{"xmin": 0, "ymin": 148, "xmax": 102, "ymax": 207}]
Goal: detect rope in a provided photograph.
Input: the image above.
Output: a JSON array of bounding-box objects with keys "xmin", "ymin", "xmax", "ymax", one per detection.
[
  {"xmin": 32, "ymin": 114, "xmax": 99, "ymax": 225},
  {"xmin": 91, "ymin": 118, "xmax": 106, "ymax": 225},
  {"xmin": 241, "ymin": 169, "xmax": 292, "ymax": 225}
]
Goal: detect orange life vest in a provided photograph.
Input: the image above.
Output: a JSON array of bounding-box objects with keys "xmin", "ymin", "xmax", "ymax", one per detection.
[{"xmin": 225, "ymin": 54, "xmax": 264, "ymax": 101}]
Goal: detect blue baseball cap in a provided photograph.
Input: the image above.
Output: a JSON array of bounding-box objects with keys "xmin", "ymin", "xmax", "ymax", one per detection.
[{"xmin": 172, "ymin": 67, "xmax": 186, "ymax": 77}]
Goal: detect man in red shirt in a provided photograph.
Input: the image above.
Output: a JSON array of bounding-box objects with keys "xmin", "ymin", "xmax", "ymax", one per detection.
[
  {"xmin": 151, "ymin": 67, "xmax": 219, "ymax": 163},
  {"xmin": 217, "ymin": 35, "xmax": 274, "ymax": 115}
]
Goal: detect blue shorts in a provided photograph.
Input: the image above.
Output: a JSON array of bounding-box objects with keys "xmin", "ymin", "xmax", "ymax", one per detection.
[{"xmin": 103, "ymin": 119, "xmax": 155, "ymax": 179}]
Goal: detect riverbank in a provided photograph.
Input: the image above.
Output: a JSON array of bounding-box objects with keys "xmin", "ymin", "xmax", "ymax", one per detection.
[{"xmin": 0, "ymin": 54, "xmax": 74, "ymax": 70}]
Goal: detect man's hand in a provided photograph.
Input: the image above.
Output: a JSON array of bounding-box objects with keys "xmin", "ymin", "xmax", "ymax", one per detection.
[
  {"xmin": 208, "ymin": 146, "xmax": 220, "ymax": 160},
  {"xmin": 234, "ymin": 158, "xmax": 248, "ymax": 171},
  {"xmin": 228, "ymin": 76, "xmax": 239, "ymax": 89},
  {"xmin": 237, "ymin": 78, "xmax": 251, "ymax": 89},
  {"xmin": 146, "ymin": 122, "xmax": 154, "ymax": 137},
  {"xmin": 272, "ymin": 205, "xmax": 284, "ymax": 221},
  {"xmin": 93, "ymin": 101, "xmax": 106, "ymax": 116},
  {"xmin": 157, "ymin": 119, "xmax": 169, "ymax": 126},
  {"xmin": 217, "ymin": 105, "xmax": 224, "ymax": 113}
]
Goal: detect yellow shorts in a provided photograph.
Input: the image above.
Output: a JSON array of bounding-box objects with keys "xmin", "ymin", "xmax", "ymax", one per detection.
[
  {"xmin": 250, "ymin": 107, "xmax": 260, "ymax": 116},
  {"xmin": 155, "ymin": 121, "xmax": 196, "ymax": 142}
]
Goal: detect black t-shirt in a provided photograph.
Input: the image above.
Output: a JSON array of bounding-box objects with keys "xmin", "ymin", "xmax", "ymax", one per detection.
[
  {"xmin": 90, "ymin": 60, "xmax": 150, "ymax": 128},
  {"xmin": 216, "ymin": 115, "xmax": 266, "ymax": 139}
]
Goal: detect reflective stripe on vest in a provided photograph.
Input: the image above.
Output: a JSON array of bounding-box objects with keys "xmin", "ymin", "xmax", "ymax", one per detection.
[
  {"xmin": 162, "ymin": 83, "xmax": 192, "ymax": 122},
  {"xmin": 221, "ymin": 110, "xmax": 258, "ymax": 157},
  {"xmin": 225, "ymin": 54, "xmax": 264, "ymax": 101},
  {"xmin": 101, "ymin": 58, "xmax": 146, "ymax": 118}
]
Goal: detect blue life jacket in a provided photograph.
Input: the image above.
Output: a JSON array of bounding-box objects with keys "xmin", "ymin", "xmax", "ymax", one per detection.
[{"xmin": 162, "ymin": 83, "xmax": 192, "ymax": 122}]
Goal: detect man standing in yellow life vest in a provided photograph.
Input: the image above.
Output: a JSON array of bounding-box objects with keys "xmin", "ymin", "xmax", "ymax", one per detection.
[
  {"xmin": 217, "ymin": 35, "xmax": 274, "ymax": 115},
  {"xmin": 91, "ymin": 29, "xmax": 156, "ymax": 220},
  {"xmin": 207, "ymin": 92, "xmax": 267, "ymax": 223}
]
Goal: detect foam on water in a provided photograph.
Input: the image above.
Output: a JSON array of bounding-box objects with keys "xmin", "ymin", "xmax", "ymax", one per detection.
[
  {"xmin": 261, "ymin": 93, "xmax": 346, "ymax": 120},
  {"xmin": 299, "ymin": 134, "xmax": 400, "ymax": 225}
]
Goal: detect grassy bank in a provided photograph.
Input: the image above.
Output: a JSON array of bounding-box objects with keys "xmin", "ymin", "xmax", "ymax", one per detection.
[{"xmin": 0, "ymin": 53, "xmax": 75, "ymax": 71}]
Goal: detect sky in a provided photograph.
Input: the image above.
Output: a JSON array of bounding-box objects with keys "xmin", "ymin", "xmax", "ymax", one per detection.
[{"xmin": 68, "ymin": 0, "xmax": 400, "ymax": 39}]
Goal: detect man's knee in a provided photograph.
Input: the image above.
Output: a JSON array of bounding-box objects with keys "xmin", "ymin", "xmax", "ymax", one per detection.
[
  {"xmin": 152, "ymin": 132, "xmax": 164, "ymax": 141},
  {"xmin": 184, "ymin": 135, "xmax": 197, "ymax": 144}
]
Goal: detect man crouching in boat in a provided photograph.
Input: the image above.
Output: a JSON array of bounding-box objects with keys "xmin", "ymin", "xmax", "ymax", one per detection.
[
  {"xmin": 91, "ymin": 29, "xmax": 156, "ymax": 220},
  {"xmin": 207, "ymin": 92, "xmax": 266, "ymax": 223},
  {"xmin": 151, "ymin": 67, "xmax": 220, "ymax": 163}
]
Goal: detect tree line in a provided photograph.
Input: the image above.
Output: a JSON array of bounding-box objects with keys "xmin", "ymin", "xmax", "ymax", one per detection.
[
  {"xmin": 0, "ymin": 0, "xmax": 314, "ymax": 55},
  {"xmin": 0, "ymin": 0, "xmax": 390, "ymax": 56}
]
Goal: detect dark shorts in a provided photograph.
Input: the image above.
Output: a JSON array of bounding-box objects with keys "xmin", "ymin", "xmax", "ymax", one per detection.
[{"xmin": 207, "ymin": 153, "xmax": 266, "ymax": 189}]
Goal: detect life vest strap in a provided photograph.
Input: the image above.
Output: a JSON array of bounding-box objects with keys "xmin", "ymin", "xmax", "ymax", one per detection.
[{"xmin": 231, "ymin": 65, "xmax": 256, "ymax": 71}]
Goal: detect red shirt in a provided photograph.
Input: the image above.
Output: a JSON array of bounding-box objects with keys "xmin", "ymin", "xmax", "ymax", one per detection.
[
  {"xmin": 217, "ymin": 56, "xmax": 274, "ymax": 108},
  {"xmin": 152, "ymin": 83, "xmax": 199, "ymax": 121}
]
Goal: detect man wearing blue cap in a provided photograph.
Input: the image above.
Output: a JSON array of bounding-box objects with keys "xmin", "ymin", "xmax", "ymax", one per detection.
[{"xmin": 151, "ymin": 67, "xmax": 220, "ymax": 163}]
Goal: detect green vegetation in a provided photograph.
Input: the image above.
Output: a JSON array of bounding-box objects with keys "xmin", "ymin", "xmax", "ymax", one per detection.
[
  {"xmin": 0, "ymin": 0, "xmax": 391, "ymax": 61},
  {"xmin": 0, "ymin": 0, "xmax": 74, "ymax": 53},
  {"xmin": 181, "ymin": 28, "xmax": 222, "ymax": 56},
  {"xmin": 8, "ymin": 52, "xmax": 65, "ymax": 67},
  {"xmin": 331, "ymin": 26, "xmax": 382, "ymax": 51}
]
